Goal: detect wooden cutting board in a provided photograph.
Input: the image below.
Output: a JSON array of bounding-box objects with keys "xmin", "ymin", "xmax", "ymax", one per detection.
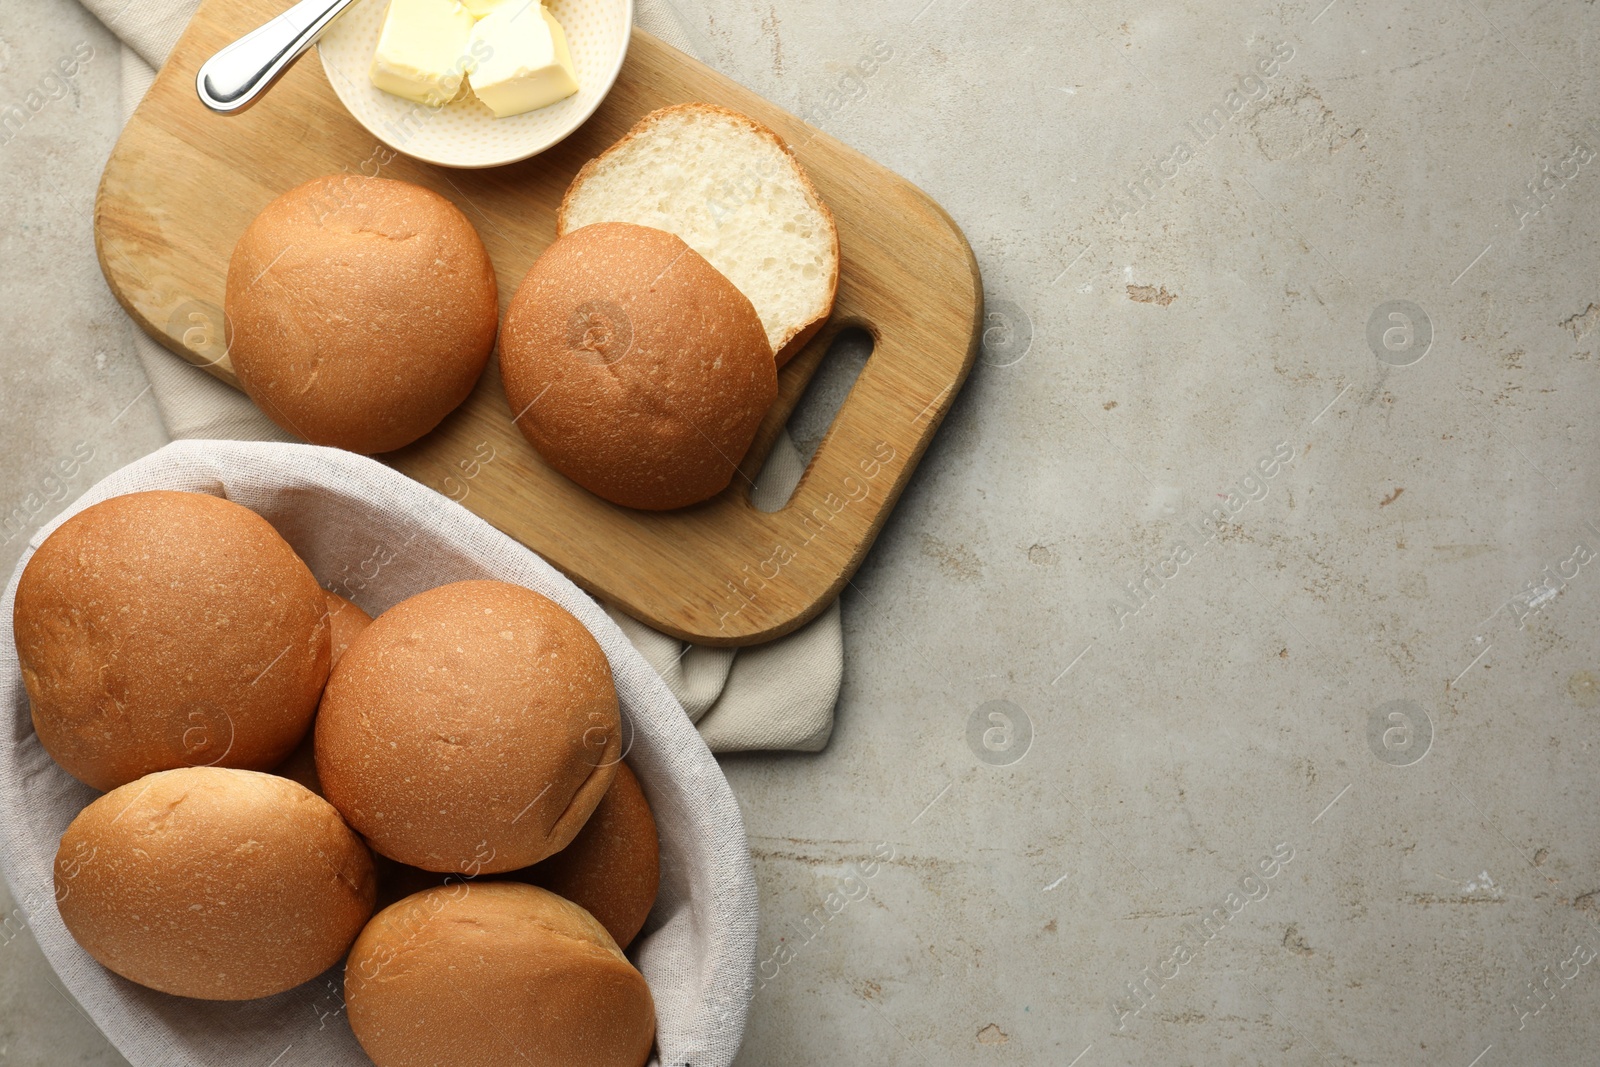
[{"xmin": 94, "ymin": 0, "xmax": 982, "ymax": 646}]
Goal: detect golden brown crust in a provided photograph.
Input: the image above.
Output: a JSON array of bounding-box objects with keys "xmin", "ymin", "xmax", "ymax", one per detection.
[
  {"xmin": 54, "ymin": 767, "xmax": 375, "ymax": 1000},
  {"xmin": 315, "ymin": 580, "xmax": 620, "ymax": 873},
  {"xmin": 323, "ymin": 588, "xmax": 374, "ymax": 668},
  {"xmin": 523, "ymin": 761, "xmax": 659, "ymax": 948},
  {"xmin": 224, "ymin": 175, "xmax": 498, "ymax": 455},
  {"xmin": 271, "ymin": 590, "xmax": 372, "ymax": 796},
  {"xmin": 370, "ymin": 760, "xmax": 660, "ymax": 944},
  {"xmin": 499, "ymin": 222, "xmax": 776, "ymax": 510},
  {"xmin": 346, "ymin": 882, "xmax": 655, "ymax": 1067},
  {"xmin": 774, "ymin": 312, "xmax": 830, "ymax": 369},
  {"xmin": 555, "ymin": 102, "xmax": 839, "ymax": 368},
  {"xmin": 271, "ymin": 728, "xmax": 323, "ymax": 796},
  {"xmin": 14, "ymin": 490, "xmax": 330, "ymax": 791}
]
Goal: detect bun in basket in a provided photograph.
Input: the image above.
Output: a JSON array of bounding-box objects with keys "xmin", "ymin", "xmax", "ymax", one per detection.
[
  {"xmin": 315, "ymin": 580, "xmax": 620, "ymax": 873},
  {"xmin": 224, "ymin": 175, "xmax": 499, "ymax": 455},
  {"xmin": 13, "ymin": 490, "xmax": 329, "ymax": 791},
  {"xmin": 499, "ymin": 222, "xmax": 776, "ymax": 510},
  {"xmin": 374, "ymin": 760, "xmax": 662, "ymax": 946},
  {"xmin": 272, "ymin": 589, "xmax": 373, "ymax": 796},
  {"xmin": 525, "ymin": 760, "xmax": 659, "ymax": 948},
  {"xmin": 558, "ymin": 102, "xmax": 838, "ymax": 367},
  {"xmin": 346, "ymin": 882, "xmax": 655, "ymax": 1067},
  {"xmin": 54, "ymin": 767, "xmax": 375, "ymax": 1000},
  {"xmin": 322, "ymin": 588, "xmax": 374, "ymax": 667}
]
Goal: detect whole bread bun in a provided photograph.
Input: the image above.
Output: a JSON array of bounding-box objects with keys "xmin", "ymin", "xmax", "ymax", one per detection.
[
  {"xmin": 54, "ymin": 767, "xmax": 375, "ymax": 1000},
  {"xmin": 14, "ymin": 490, "xmax": 330, "ymax": 791},
  {"xmin": 499, "ymin": 221, "xmax": 776, "ymax": 510},
  {"xmin": 316, "ymin": 580, "xmax": 620, "ymax": 873},
  {"xmin": 558, "ymin": 102, "xmax": 839, "ymax": 367},
  {"xmin": 273, "ymin": 589, "xmax": 374, "ymax": 796},
  {"xmin": 346, "ymin": 882, "xmax": 655, "ymax": 1067},
  {"xmin": 224, "ymin": 175, "xmax": 498, "ymax": 455},
  {"xmin": 524, "ymin": 760, "xmax": 659, "ymax": 948}
]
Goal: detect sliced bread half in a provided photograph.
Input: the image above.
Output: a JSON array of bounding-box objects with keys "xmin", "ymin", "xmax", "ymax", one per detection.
[{"xmin": 557, "ymin": 103, "xmax": 839, "ymax": 367}]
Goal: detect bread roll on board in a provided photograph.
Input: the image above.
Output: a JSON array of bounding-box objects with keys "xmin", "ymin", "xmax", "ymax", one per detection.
[
  {"xmin": 225, "ymin": 175, "xmax": 499, "ymax": 455},
  {"xmin": 346, "ymin": 882, "xmax": 655, "ymax": 1067},
  {"xmin": 499, "ymin": 221, "xmax": 776, "ymax": 510},
  {"xmin": 54, "ymin": 767, "xmax": 375, "ymax": 1000},
  {"xmin": 559, "ymin": 102, "xmax": 839, "ymax": 367},
  {"xmin": 316, "ymin": 580, "xmax": 620, "ymax": 873},
  {"xmin": 13, "ymin": 490, "xmax": 330, "ymax": 791}
]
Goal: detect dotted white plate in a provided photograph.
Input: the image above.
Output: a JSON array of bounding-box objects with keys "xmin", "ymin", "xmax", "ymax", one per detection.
[{"xmin": 318, "ymin": 0, "xmax": 632, "ymax": 169}]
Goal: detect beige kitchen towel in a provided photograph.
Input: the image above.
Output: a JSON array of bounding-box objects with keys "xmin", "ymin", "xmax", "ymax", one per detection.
[
  {"xmin": 605, "ymin": 433, "xmax": 844, "ymax": 753},
  {"xmin": 82, "ymin": 0, "xmax": 840, "ymax": 752}
]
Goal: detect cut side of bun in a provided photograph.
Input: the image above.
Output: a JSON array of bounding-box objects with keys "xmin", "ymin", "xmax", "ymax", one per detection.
[{"xmin": 558, "ymin": 103, "xmax": 839, "ymax": 367}]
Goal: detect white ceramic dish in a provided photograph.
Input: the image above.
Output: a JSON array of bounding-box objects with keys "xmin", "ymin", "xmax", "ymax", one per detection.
[{"xmin": 317, "ymin": 0, "xmax": 632, "ymax": 169}]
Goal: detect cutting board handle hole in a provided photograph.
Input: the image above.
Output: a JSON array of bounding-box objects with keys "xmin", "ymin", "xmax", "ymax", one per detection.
[{"xmin": 749, "ymin": 326, "xmax": 874, "ymax": 513}]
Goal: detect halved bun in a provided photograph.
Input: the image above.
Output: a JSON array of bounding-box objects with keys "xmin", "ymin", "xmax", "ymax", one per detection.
[
  {"xmin": 558, "ymin": 103, "xmax": 838, "ymax": 366},
  {"xmin": 499, "ymin": 222, "xmax": 776, "ymax": 510}
]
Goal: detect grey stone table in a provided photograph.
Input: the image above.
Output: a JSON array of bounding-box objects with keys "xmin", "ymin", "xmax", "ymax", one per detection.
[{"xmin": 3, "ymin": 0, "xmax": 1597, "ymax": 1063}]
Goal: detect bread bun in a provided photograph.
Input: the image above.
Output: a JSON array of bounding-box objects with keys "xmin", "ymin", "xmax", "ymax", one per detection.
[
  {"xmin": 316, "ymin": 580, "xmax": 619, "ymax": 873},
  {"xmin": 558, "ymin": 102, "xmax": 839, "ymax": 366},
  {"xmin": 346, "ymin": 882, "xmax": 655, "ymax": 1067},
  {"xmin": 224, "ymin": 175, "xmax": 498, "ymax": 454},
  {"xmin": 499, "ymin": 222, "xmax": 776, "ymax": 510},
  {"xmin": 54, "ymin": 767, "xmax": 375, "ymax": 1000},
  {"xmin": 14, "ymin": 491, "xmax": 330, "ymax": 791},
  {"xmin": 273, "ymin": 590, "xmax": 373, "ymax": 796},
  {"xmin": 323, "ymin": 588, "xmax": 373, "ymax": 667},
  {"xmin": 368, "ymin": 761, "xmax": 659, "ymax": 945},
  {"xmin": 525, "ymin": 760, "xmax": 659, "ymax": 947}
]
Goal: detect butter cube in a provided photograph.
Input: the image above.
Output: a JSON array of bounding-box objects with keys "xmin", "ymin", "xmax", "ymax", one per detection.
[
  {"xmin": 467, "ymin": 3, "xmax": 579, "ymax": 118},
  {"xmin": 460, "ymin": 0, "xmax": 512, "ymax": 15},
  {"xmin": 369, "ymin": 0, "xmax": 477, "ymax": 107}
]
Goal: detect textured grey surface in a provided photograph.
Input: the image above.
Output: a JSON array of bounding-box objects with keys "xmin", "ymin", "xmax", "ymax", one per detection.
[
  {"xmin": 0, "ymin": 2, "xmax": 166, "ymax": 1063},
  {"xmin": 3, "ymin": 0, "xmax": 1599, "ymax": 1064}
]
